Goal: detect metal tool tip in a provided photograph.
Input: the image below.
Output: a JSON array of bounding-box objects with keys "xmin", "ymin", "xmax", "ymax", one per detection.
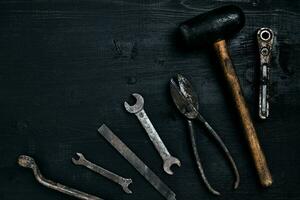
[
  {"xmin": 168, "ymin": 194, "xmax": 177, "ymax": 200},
  {"xmin": 76, "ymin": 152, "xmax": 83, "ymax": 157},
  {"xmin": 124, "ymin": 93, "xmax": 144, "ymax": 113},
  {"xmin": 215, "ymin": 191, "xmax": 221, "ymax": 196},
  {"xmin": 18, "ymin": 155, "xmax": 36, "ymax": 169},
  {"xmin": 124, "ymin": 188, "xmax": 133, "ymax": 194},
  {"xmin": 98, "ymin": 124, "xmax": 108, "ymax": 132},
  {"xmin": 163, "ymin": 157, "xmax": 181, "ymax": 175},
  {"xmin": 234, "ymin": 181, "xmax": 239, "ymax": 190},
  {"xmin": 72, "ymin": 152, "xmax": 84, "ymax": 165},
  {"xmin": 124, "ymin": 101, "xmax": 130, "ymax": 108},
  {"xmin": 170, "ymin": 78, "xmax": 176, "ymax": 85},
  {"xmin": 132, "ymin": 93, "xmax": 141, "ymax": 98},
  {"xmin": 71, "ymin": 158, "xmax": 78, "ymax": 165},
  {"xmin": 176, "ymin": 73, "xmax": 184, "ymax": 79},
  {"xmin": 233, "ymin": 173, "xmax": 240, "ymax": 189},
  {"xmin": 122, "ymin": 179, "xmax": 133, "ymax": 194}
]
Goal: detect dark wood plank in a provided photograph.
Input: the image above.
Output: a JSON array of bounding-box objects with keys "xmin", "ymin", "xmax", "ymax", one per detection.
[{"xmin": 0, "ymin": 0, "xmax": 299, "ymax": 199}]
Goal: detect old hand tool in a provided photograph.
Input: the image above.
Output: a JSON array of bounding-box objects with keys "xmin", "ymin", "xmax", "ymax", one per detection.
[
  {"xmin": 170, "ymin": 74, "xmax": 240, "ymax": 195},
  {"xmin": 98, "ymin": 124, "xmax": 176, "ymax": 200},
  {"xmin": 179, "ymin": 5, "xmax": 272, "ymax": 187},
  {"xmin": 72, "ymin": 152, "xmax": 133, "ymax": 194},
  {"xmin": 18, "ymin": 155, "xmax": 103, "ymax": 200},
  {"xmin": 257, "ymin": 28, "xmax": 274, "ymax": 119},
  {"xmin": 124, "ymin": 93, "xmax": 181, "ymax": 175}
]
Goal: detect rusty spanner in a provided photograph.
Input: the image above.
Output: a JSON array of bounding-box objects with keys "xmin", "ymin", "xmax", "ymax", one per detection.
[
  {"xmin": 124, "ymin": 93, "xmax": 181, "ymax": 175},
  {"xmin": 18, "ymin": 155, "xmax": 103, "ymax": 200},
  {"xmin": 72, "ymin": 153, "xmax": 133, "ymax": 194}
]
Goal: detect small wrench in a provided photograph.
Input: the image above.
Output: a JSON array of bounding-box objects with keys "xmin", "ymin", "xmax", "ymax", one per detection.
[
  {"xmin": 98, "ymin": 124, "xmax": 176, "ymax": 200},
  {"xmin": 72, "ymin": 153, "xmax": 133, "ymax": 194},
  {"xmin": 18, "ymin": 155, "xmax": 103, "ymax": 200},
  {"xmin": 124, "ymin": 93, "xmax": 181, "ymax": 175}
]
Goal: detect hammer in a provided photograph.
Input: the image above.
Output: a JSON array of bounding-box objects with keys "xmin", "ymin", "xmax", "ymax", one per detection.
[{"xmin": 179, "ymin": 5, "xmax": 272, "ymax": 187}]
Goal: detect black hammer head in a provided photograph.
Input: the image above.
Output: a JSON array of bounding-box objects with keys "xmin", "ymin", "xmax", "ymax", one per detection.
[{"xmin": 179, "ymin": 5, "xmax": 245, "ymax": 46}]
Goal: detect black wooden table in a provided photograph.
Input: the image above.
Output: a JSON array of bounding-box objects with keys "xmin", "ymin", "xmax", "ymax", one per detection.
[{"xmin": 1, "ymin": 1, "xmax": 299, "ymax": 200}]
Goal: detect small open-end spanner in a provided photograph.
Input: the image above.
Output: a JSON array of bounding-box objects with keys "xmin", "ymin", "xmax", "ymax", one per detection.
[
  {"xmin": 124, "ymin": 93, "xmax": 181, "ymax": 175},
  {"xmin": 72, "ymin": 152, "xmax": 133, "ymax": 194},
  {"xmin": 98, "ymin": 124, "xmax": 176, "ymax": 200},
  {"xmin": 18, "ymin": 155, "xmax": 103, "ymax": 200}
]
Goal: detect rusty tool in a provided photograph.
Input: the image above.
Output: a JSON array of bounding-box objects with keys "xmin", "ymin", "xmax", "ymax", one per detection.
[
  {"xmin": 179, "ymin": 5, "xmax": 272, "ymax": 187},
  {"xmin": 257, "ymin": 28, "xmax": 274, "ymax": 119},
  {"xmin": 98, "ymin": 124, "xmax": 176, "ymax": 200},
  {"xmin": 72, "ymin": 153, "xmax": 133, "ymax": 194},
  {"xmin": 18, "ymin": 155, "xmax": 103, "ymax": 200},
  {"xmin": 170, "ymin": 74, "xmax": 240, "ymax": 195},
  {"xmin": 124, "ymin": 93, "xmax": 181, "ymax": 175}
]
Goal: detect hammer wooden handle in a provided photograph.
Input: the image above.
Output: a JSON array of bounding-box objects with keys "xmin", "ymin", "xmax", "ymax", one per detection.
[{"xmin": 213, "ymin": 40, "xmax": 273, "ymax": 187}]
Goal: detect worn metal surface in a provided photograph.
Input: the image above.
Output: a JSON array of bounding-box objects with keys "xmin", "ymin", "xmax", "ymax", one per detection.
[
  {"xmin": 72, "ymin": 153, "xmax": 133, "ymax": 194},
  {"xmin": 124, "ymin": 93, "xmax": 181, "ymax": 175},
  {"xmin": 0, "ymin": 0, "xmax": 300, "ymax": 200},
  {"xmin": 18, "ymin": 155, "xmax": 103, "ymax": 200},
  {"xmin": 257, "ymin": 28, "xmax": 274, "ymax": 119},
  {"xmin": 98, "ymin": 124, "xmax": 176, "ymax": 200},
  {"xmin": 170, "ymin": 74, "xmax": 240, "ymax": 195}
]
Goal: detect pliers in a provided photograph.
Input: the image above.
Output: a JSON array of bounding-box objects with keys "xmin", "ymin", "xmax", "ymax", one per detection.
[{"xmin": 170, "ymin": 74, "xmax": 240, "ymax": 195}]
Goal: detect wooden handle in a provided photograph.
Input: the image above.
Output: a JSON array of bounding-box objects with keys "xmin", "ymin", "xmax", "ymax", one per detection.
[{"xmin": 213, "ymin": 40, "xmax": 273, "ymax": 187}]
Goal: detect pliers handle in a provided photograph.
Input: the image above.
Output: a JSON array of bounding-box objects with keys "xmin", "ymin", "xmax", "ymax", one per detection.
[{"xmin": 187, "ymin": 116, "xmax": 240, "ymax": 195}]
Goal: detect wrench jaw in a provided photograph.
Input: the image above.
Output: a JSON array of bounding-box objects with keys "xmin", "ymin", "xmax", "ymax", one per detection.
[
  {"xmin": 121, "ymin": 178, "xmax": 133, "ymax": 194},
  {"xmin": 124, "ymin": 93, "xmax": 144, "ymax": 114},
  {"xmin": 163, "ymin": 156, "xmax": 181, "ymax": 175},
  {"xmin": 72, "ymin": 153, "xmax": 86, "ymax": 165},
  {"xmin": 72, "ymin": 151, "xmax": 134, "ymax": 195}
]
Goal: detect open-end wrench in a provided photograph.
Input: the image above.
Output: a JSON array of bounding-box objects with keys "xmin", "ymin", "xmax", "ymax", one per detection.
[
  {"xmin": 72, "ymin": 153, "xmax": 133, "ymax": 194},
  {"xmin": 98, "ymin": 124, "xmax": 176, "ymax": 200},
  {"xmin": 18, "ymin": 155, "xmax": 103, "ymax": 200},
  {"xmin": 124, "ymin": 93, "xmax": 181, "ymax": 175}
]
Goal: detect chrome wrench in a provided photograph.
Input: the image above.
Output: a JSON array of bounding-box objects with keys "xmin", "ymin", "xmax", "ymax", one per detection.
[
  {"xmin": 72, "ymin": 152, "xmax": 133, "ymax": 194},
  {"xmin": 124, "ymin": 93, "xmax": 181, "ymax": 175},
  {"xmin": 98, "ymin": 124, "xmax": 176, "ymax": 200},
  {"xmin": 18, "ymin": 155, "xmax": 103, "ymax": 200}
]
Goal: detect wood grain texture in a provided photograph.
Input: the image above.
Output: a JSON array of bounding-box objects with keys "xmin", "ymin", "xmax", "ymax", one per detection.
[
  {"xmin": 0, "ymin": 0, "xmax": 299, "ymax": 200},
  {"xmin": 214, "ymin": 40, "xmax": 272, "ymax": 187}
]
